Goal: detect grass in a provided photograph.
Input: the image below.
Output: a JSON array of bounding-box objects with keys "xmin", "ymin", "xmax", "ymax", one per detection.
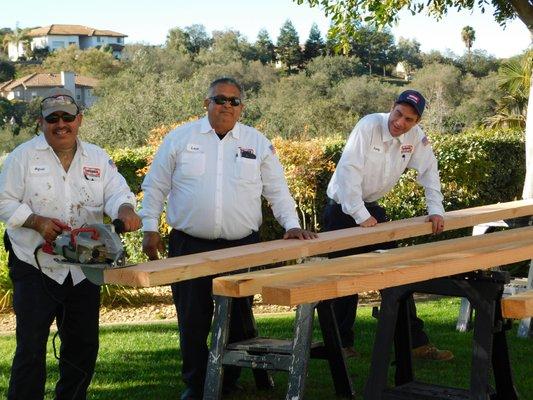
[{"xmin": 0, "ymin": 298, "xmax": 532, "ymax": 399}]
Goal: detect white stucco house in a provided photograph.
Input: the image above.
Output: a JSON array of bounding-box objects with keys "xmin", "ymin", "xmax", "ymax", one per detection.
[
  {"xmin": 0, "ymin": 71, "xmax": 98, "ymax": 108},
  {"xmin": 7, "ymin": 24, "xmax": 127, "ymax": 61}
]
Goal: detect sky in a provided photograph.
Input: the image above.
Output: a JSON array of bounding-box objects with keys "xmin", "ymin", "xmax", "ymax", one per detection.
[{"xmin": 1, "ymin": 0, "xmax": 530, "ymax": 59}]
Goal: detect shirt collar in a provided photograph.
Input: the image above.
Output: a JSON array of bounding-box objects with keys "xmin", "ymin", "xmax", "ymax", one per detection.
[
  {"xmin": 36, "ymin": 132, "xmax": 88, "ymax": 157},
  {"xmin": 381, "ymin": 113, "xmax": 405, "ymax": 144},
  {"xmin": 199, "ymin": 116, "xmax": 240, "ymax": 139}
]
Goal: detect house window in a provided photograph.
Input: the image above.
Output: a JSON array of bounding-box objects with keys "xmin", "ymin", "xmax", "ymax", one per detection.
[
  {"xmin": 117, "ymin": 37, "xmax": 123, "ymax": 44},
  {"xmin": 68, "ymin": 41, "xmax": 76, "ymax": 46},
  {"xmin": 31, "ymin": 92, "xmax": 37, "ymax": 98},
  {"xmin": 52, "ymin": 41, "xmax": 65, "ymax": 48}
]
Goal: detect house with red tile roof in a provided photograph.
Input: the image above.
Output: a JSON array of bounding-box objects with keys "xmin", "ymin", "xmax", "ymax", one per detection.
[
  {"xmin": 0, "ymin": 71, "xmax": 98, "ymax": 108},
  {"xmin": 8, "ymin": 24, "xmax": 127, "ymax": 61}
]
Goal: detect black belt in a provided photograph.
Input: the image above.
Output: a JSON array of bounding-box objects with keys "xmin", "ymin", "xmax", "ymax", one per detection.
[{"xmin": 327, "ymin": 198, "xmax": 379, "ymax": 208}]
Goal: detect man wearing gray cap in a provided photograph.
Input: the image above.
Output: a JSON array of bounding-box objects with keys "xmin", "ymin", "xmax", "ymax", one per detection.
[
  {"xmin": 0, "ymin": 88, "xmax": 141, "ymax": 399},
  {"xmin": 324, "ymin": 89, "xmax": 453, "ymax": 361}
]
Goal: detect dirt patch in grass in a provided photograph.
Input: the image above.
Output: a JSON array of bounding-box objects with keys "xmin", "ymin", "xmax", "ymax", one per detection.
[{"xmin": 0, "ymin": 287, "xmax": 385, "ymax": 333}]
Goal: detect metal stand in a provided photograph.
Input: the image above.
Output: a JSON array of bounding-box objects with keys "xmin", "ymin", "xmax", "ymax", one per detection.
[
  {"xmin": 364, "ymin": 271, "xmax": 519, "ymax": 400},
  {"xmin": 457, "ymin": 218, "xmax": 533, "ymax": 338},
  {"xmin": 204, "ymin": 297, "xmax": 354, "ymax": 400}
]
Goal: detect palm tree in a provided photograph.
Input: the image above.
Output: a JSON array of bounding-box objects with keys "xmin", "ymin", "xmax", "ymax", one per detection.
[
  {"xmin": 461, "ymin": 26, "xmax": 476, "ymax": 64},
  {"xmin": 2, "ymin": 28, "xmax": 30, "ymax": 59},
  {"xmin": 486, "ymin": 51, "xmax": 532, "ymax": 129}
]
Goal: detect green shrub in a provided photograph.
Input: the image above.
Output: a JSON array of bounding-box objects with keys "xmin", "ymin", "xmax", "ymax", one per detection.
[
  {"xmin": 0, "ymin": 223, "xmax": 12, "ymax": 312},
  {"xmin": 107, "ymin": 147, "xmax": 153, "ymax": 194}
]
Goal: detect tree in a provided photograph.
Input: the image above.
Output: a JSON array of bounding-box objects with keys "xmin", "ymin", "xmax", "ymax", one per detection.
[
  {"xmin": 276, "ymin": 20, "xmax": 302, "ymax": 72},
  {"xmin": 196, "ymin": 30, "xmax": 255, "ymax": 65},
  {"xmin": 461, "ymin": 25, "xmax": 476, "ymax": 66},
  {"xmin": 349, "ymin": 24, "xmax": 397, "ymax": 75},
  {"xmin": 293, "ymin": 0, "xmax": 533, "ymax": 197},
  {"xmin": 184, "ymin": 24, "xmax": 212, "ymax": 54},
  {"xmin": 0, "ymin": 28, "xmax": 13, "ymax": 55},
  {"xmin": 42, "ymin": 46, "xmax": 123, "ymax": 78},
  {"xmin": 254, "ymin": 29, "xmax": 276, "ymax": 64},
  {"xmin": 0, "ymin": 58, "xmax": 15, "ymax": 82},
  {"xmin": 166, "ymin": 27, "xmax": 192, "ymax": 55},
  {"xmin": 2, "ymin": 28, "xmax": 30, "ymax": 59},
  {"xmin": 303, "ymin": 23, "xmax": 325, "ymax": 63},
  {"xmin": 486, "ymin": 51, "xmax": 531, "ymax": 129},
  {"xmin": 396, "ymin": 37, "xmax": 422, "ymax": 79}
]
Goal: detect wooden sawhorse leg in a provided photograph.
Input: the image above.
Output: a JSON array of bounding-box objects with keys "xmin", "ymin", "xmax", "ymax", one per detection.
[
  {"xmin": 364, "ymin": 271, "xmax": 519, "ymax": 400},
  {"xmin": 205, "ymin": 297, "xmax": 354, "ymax": 399}
]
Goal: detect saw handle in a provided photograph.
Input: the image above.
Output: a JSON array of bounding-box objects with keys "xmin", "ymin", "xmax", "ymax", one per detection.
[{"xmin": 112, "ymin": 219, "xmax": 125, "ymax": 235}]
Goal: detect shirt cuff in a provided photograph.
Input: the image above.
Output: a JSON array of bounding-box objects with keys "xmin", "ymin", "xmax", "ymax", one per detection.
[
  {"xmin": 427, "ymin": 204, "xmax": 445, "ymax": 217},
  {"xmin": 141, "ymin": 218, "xmax": 159, "ymax": 232},
  {"xmin": 284, "ymin": 218, "xmax": 301, "ymax": 231},
  {"xmin": 353, "ymin": 207, "xmax": 371, "ymax": 225},
  {"xmin": 7, "ymin": 203, "xmax": 33, "ymax": 228}
]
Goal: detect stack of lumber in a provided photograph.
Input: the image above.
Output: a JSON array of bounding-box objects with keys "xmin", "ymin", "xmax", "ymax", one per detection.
[{"xmin": 104, "ymin": 200, "xmax": 533, "ymax": 294}]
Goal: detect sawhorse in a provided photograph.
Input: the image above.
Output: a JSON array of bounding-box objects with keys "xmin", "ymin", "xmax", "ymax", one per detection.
[
  {"xmin": 457, "ymin": 218, "xmax": 533, "ymax": 338},
  {"xmin": 365, "ymin": 271, "xmax": 518, "ymax": 400},
  {"xmin": 203, "ymin": 297, "xmax": 355, "ymax": 400}
]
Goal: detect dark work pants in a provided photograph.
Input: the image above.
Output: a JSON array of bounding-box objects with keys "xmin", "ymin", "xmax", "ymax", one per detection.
[
  {"xmin": 169, "ymin": 230, "xmax": 260, "ymax": 394},
  {"xmin": 323, "ymin": 202, "xmax": 429, "ymax": 349},
  {"xmin": 5, "ymin": 235, "xmax": 100, "ymax": 400}
]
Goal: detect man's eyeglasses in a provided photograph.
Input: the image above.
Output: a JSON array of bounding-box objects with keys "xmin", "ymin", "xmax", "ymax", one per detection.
[
  {"xmin": 44, "ymin": 113, "xmax": 78, "ymax": 124},
  {"xmin": 209, "ymin": 95, "xmax": 242, "ymax": 107}
]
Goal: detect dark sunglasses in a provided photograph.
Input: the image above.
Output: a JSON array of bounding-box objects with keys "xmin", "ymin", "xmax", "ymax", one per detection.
[
  {"xmin": 209, "ymin": 95, "xmax": 242, "ymax": 107},
  {"xmin": 44, "ymin": 113, "xmax": 78, "ymax": 123}
]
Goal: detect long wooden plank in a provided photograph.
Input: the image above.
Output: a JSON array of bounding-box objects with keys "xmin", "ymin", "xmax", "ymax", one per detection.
[
  {"xmin": 104, "ymin": 200, "xmax": 533, "ymax": 287},
  {"xmin": 501, "ymin": 290, "xmax": 533, "ymax": 318},
  {"xmin": 213, "ymin": 226, "xmax": 533, "ymax": 297},
  {"xmin": 260, "ymin": 237, "xmax": 533, "ymax": 306}
]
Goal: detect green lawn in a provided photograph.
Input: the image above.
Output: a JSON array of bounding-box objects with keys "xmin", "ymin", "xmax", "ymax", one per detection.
[{"xmin": 1, "ymin": 298, "xmax": 531, "ymax": 399}]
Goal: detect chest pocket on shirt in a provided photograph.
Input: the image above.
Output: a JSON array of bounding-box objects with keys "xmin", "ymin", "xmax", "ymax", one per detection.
[
  {"xmin": 235, "ymin": 157, "xmax": 259, "ymax": 182},
  {"xmin": 28, "ymin": 169, "xmax": 55, "ymax": 212},
  {"xmin": 181, "ymin": 151, "xmax": 206, "ymax": 176}
]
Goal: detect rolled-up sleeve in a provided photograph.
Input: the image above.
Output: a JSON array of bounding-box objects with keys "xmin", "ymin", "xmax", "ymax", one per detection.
[{"xmin": 260, "ymin": 142, "xmax": 300, "ymax": 231}]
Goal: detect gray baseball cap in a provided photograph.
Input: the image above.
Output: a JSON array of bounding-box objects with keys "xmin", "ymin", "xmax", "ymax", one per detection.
[{"xmin": 41, "ymin": 88, "xmax": 79, "ymax": 118}]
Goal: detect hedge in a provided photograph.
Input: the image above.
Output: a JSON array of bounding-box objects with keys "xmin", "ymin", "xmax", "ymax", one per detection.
[
  {"xmin": 103, "ymin": 128, "xmax": 524, "ymax": 243},
  {"xmin": 0, "ymin": 129, "xmax": 526, "ymax": 305}
]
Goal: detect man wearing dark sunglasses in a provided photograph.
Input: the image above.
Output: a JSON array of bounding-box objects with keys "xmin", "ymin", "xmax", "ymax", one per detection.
[
  {"xmin": 140, "ymin": 77, "xmax": 317, "ymax": 400},
  {"xmin": 0, "ymin": 87, "xmax": 141, "ymax": 399}
]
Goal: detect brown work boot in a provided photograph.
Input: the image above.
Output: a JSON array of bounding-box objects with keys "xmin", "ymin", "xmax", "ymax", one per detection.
[
  {"xmin": 343, "ymin": 346, "xmax": 360, "ymax": 358},
  {"xmin": 412, "ymin": 344, "xmax": 454, "ymax": 361}
]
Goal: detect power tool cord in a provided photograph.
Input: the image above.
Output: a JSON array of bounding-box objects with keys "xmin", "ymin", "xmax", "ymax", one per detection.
[{"xmin": 34, "ymin": 245, "xmax": 87, "ymax": 399}]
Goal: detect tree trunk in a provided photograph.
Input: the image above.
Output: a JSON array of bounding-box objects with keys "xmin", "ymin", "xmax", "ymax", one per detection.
[{"xmin": 522, "ymin": 72, "xmax": 533, "ymax": 199}]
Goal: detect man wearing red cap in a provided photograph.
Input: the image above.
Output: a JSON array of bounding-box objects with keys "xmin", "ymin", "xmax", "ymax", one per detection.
[{"xmin": 324, "ymin": 89, "xmax": 453, "ymax": 361}]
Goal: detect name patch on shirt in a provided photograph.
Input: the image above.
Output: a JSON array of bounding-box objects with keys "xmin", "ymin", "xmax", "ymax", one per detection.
[
  {"xmin": 83, "ymin": 166, "xmax": 101, "ymax": 181},
  {"xmin": 187, "ymin": 143, "xmax": 202, "ymax": 152},
  {"xmin": 30, "ymin": 165, "xmax": 50, "ymax": 175},
  {"xmin": 371, "ymin": 146, "xmax": 382, "ymax": 153},
  {"xmin": 401, "ymin": 144, "xmax": 414, "ymax": 154}
]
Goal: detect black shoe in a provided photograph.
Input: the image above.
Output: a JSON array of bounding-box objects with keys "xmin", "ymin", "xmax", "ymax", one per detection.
[{"xmin": 180, "ymin": 387, "xmax": 203, "ymax": 400}]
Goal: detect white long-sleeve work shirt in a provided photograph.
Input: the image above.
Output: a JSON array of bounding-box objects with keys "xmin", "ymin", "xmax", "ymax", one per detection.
[
  {"xmin": 0, "ymin": 134, "xmax": 136, "ymax": 284},
  {"xmin": 327, "ymin": 113, "xmax": 445, "ymax": 224},
  {"xmin": 140, "ymin": 117, "xmax": 300, "ymax": 240}
]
